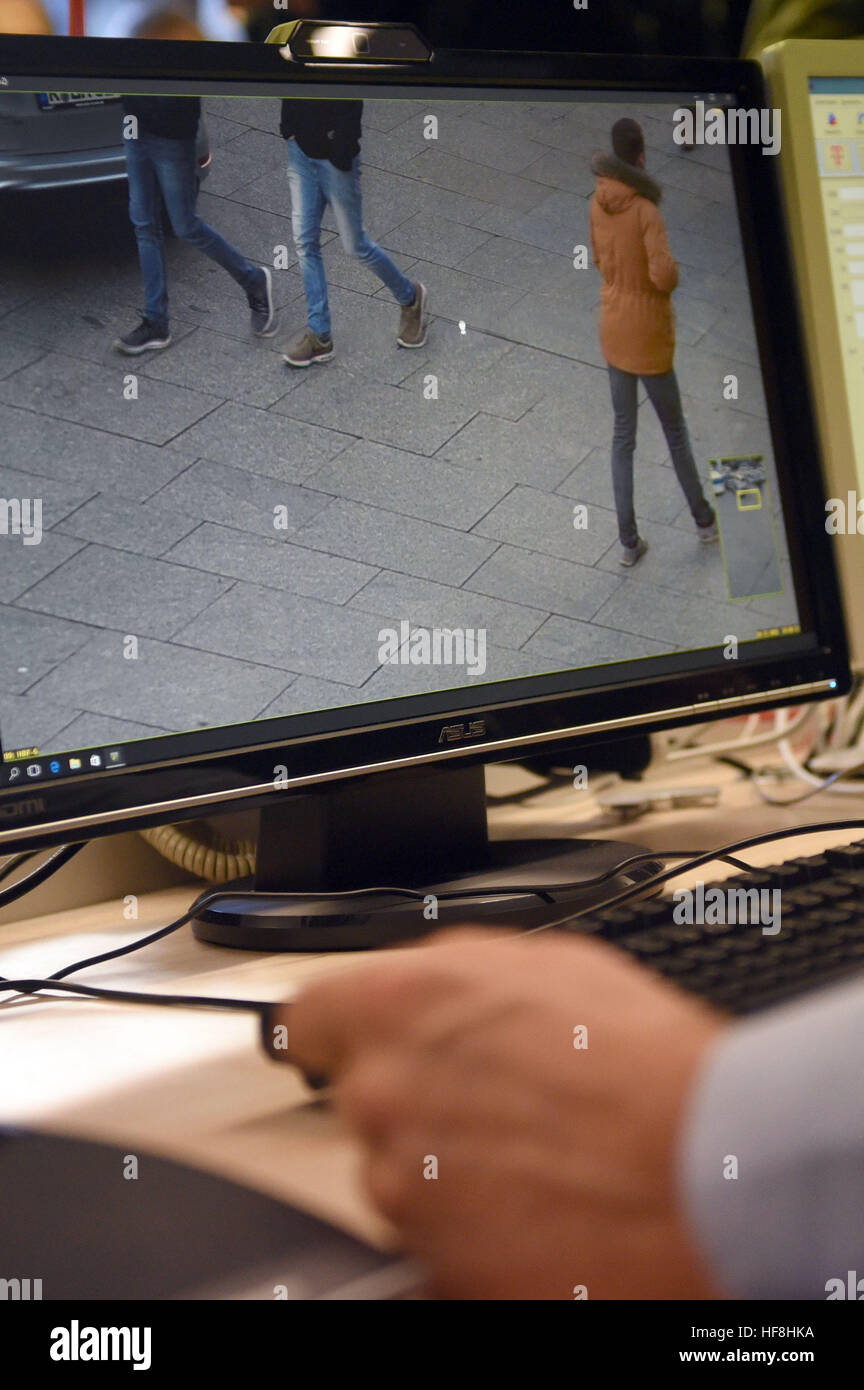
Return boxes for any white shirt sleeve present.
[678,975,864,1299]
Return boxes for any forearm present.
[679,975,864,1299]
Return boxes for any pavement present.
[0,93,794,755]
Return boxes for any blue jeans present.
[125,132,261,329]
[608,365,714,548]
[286,137,415,339]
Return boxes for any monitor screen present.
[0,50,841,810]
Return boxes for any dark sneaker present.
[619,537,648,567]
[396,282,428,348]
[283,329,335,367]
[114,318,171,355]
[697,519,719,544]
[249,265,277,338]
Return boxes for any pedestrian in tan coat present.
[589,117,717,565]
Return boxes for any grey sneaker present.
[619,537,648,567]
[397,282,428,348]
[114,318,171,355]
[283,329,335,368]
[249,265,277,338]
[697,519,719,544]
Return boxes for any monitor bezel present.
[0,35,850,849]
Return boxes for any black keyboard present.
[570,843,864,1015]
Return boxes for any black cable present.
[0,843,85,909]
[0,850,38,887]
[0,977,267,1014]
[527,817,864,934]
[3,818,864,1015]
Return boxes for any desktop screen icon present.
[68,757,82,771]
[7,765,21,782]
[89,754,102,769]
[48,760,61,774]
[26,763,42,778]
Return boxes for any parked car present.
[0,89,210,193]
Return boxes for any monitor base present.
[191,761,662,951]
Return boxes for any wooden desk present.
[2,761,864,1247]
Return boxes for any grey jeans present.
[608,365,714,548]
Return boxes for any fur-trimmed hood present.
[590,151,662,211]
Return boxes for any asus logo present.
[438,719,487,745]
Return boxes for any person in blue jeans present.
[115,95,275,355]
[278,98,428,367]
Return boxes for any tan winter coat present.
[589,153,679,376]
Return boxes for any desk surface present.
[3,759,864,1246]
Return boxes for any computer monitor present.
[0,26,850,947]
[761,39,864,672]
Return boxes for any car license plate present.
[37,92,118,110]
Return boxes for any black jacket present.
[123,96,201,141]
[280,99,362,172]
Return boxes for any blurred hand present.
[273,928,728,1299]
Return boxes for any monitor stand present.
[191,762,663,952]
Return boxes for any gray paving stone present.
[521,615,671,670]
[153,248,304,344]
[17,546,233,640]
[432,114,547,174]
[472,486,619,565]
[591,580,753,650]
[0,353,219,446]
[359,640,546,701]
[467,189,591,258]
[376,258,527,338]
[0,532,85,604]
[174,582,388,684]
[153,459,331,540]
[464,544,622,623]
[272,364,473,457]
[55,494,200,558]
[0,405,195,500]
[0,290,193,368]
[306,439,513,529]
[558,445,692,527]
[205,96,280,134]
[380,212,494,270]
[166,523,375,604]
[593,516,733,601]
[28,631,288,732]
[495,290,605,366]
[139,325,298,410]
[435,412,587,491]
[0,691,80,754]
[0,330,44,381]
[53,712,170,750]
[362,99,430,134]
[194,189,299,272]
[404,149,550,214]
[520,149,597,199]
[169,400,348,483]
[360,119,436,174]
[0,605,95,695]
[458,236,575,295]
[401,340,585,424]
[294,498,496,585]
[219,126,288,173]
[348,571,544,649]
[650,153,736,203]
[0,466,96,531]
[257,675,364,720]
[274,281,431,386]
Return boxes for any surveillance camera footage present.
[0,87,799,775]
